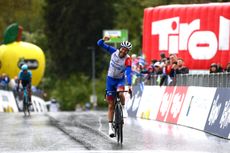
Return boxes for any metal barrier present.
[134,72,230,87]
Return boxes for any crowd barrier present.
[137,72,230,87]
[124,84,230,139]
[0,90,47,113]
[0,90,18,112]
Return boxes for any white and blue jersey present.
[97,39,132,96]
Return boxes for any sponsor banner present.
[0,90,18,112]
[178,87,216,130]
[136,86,166,120]
[142,3,230,70]
[156,86,175,122]
[165,86,188,123]
[204,88,230,139]
[125,83,144,117]
[32,96,48,112]
[156,86,188,123]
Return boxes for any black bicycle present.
[113,90,132,144]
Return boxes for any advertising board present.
[142,3,230,70]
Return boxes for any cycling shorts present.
[106,76,125,98]
[21,80,31,88]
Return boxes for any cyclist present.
[17,64,32,105]
[97,36,132,137]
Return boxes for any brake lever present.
[129,89,132,99]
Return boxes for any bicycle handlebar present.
[105,90,133,99]
[114,90,132,99]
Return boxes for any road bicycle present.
[112,90,132,144]
[22,86,30,117]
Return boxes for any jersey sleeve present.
[125,66,132,86]
[125,57,132,85]
[18,71,22,80]
[125,57,132,67]
[29,71,32,79]
[97,39,116,54]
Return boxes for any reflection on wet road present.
[49,111,229,152]
[0,113,86,152]
[0,111,229,153]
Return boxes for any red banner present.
[156,86,188,123]
[142,3,230,70]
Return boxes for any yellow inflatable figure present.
[0,23,45,86]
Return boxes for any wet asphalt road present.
[0,111,229,153]
[0,113,86,152]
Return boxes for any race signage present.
[142,3,230,70]
[204,88,230,138]
[103,30,128,43]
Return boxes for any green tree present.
[0,0,45,43]
[43,0,116,77]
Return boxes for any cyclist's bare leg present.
[107,96,115,137]
[117,86,125,106]
[118,92,125,106]
[107,97,114,122]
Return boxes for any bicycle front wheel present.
[23,96,27,116]
[117,124,123,144]
[115,103,123,143]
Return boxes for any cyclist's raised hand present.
[103,36,110,41]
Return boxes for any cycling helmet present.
[21,64,28,71]
[120,41,132,51]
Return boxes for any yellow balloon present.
[0,41,45,86]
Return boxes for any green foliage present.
[47,74,91,110]
[43,0,116,77]
[42,72,108,110]
[0,0,45,42]
[95,70,108,108]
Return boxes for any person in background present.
[216,63,223,73]
[49,98,59,112]
[225,62,230,72]
[160,54,178,86]
[159,58,170,86]
[9,76,19,96]
[154,62,163,75]
[131,54,138,71]
[176,58,189,74]
[209,63,218,73]
[0,73,10,90]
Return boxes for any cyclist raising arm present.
[97,36,132,137]
[17,64,32,105]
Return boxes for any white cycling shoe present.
[109,127,115,137]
